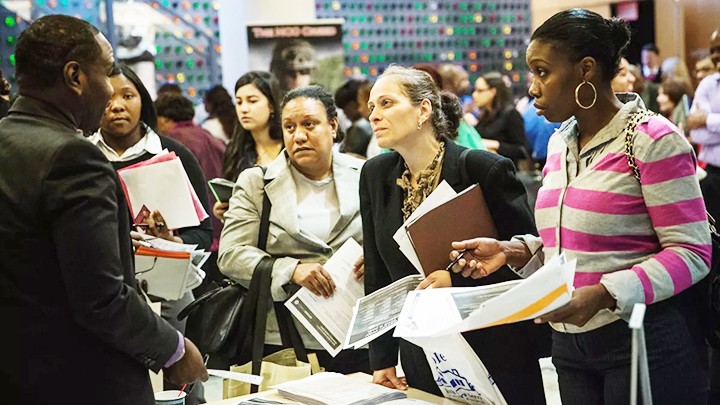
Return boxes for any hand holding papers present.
[395,254,576,338]
[285,239,365,357]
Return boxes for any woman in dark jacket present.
[361,65,546,404]
[473,72,531,165]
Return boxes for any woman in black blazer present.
[361,65,546,404]
[473,72,531,166]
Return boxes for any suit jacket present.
[475,106,530,164]
[0,96,179,404]
[218,150,364,349]
[360,141,547,399]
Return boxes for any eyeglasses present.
[474,87,492,93]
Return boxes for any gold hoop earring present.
[575,80,597,109]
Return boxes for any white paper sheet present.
[344,274,423,349]
[207,369,264,385]
[395,254,575,338]
[134,252,191,301]
[285,239,365,357]
[118,158,201,229]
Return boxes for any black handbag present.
[178,167,280,357]
[624,109,720,348]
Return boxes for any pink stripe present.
[637,118,677,141]
[563,187,647,215]
[631,266,655,303]
[636,153,696,185]
[647,198,707,227]
[654,250,693,295]
[573,272,603,288]
[542,153,561,177]
[538,227,556,248]
[591,153,633,174]
[667,243,713,269]
[536,188,562,210]
[560,227,660,252]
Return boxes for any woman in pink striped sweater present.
[450,9,710,405]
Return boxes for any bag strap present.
[623,110,719,235]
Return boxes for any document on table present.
[394,254,575,338]
[344,274,424,349]
[285,239,365,357]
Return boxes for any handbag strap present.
[623,109,719,235]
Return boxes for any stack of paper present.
[394,181,497,277]
[276,372,407,405]
[134,234,210,300]
[394,254,576,338]
[117,151,208,230]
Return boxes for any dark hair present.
[156,83,182,97]
[660,76,693,106]
[204,84,237,141]
[155,93,195,122]
[334,79,367,109]
[478,72,514,124]
[413,64,444,89]
[109,63,158,131]
[378,65,461,140]
[531,8,631,82]
[223,71,282,181]
[281,85,345,143]
[15,15,101,90]
[642,43,660,54]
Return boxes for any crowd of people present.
[2,8,720,405]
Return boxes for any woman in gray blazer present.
[218,85,369,373]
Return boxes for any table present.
[204,372,462,404]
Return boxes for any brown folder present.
[406,184,498,277]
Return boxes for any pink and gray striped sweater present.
[518,94,710,333]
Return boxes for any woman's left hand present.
[417,270,452,290]
[147,210,183,243]
[534,284,616,327]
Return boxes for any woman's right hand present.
[212,201,229,222]
[291,263,336,298]
[372,367,408,390]
[449,238,509,279]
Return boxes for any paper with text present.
[345,274,423,349]
[285,239,364,357]
[395,254,575,338]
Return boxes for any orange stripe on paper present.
[135,246,191,259]
[482,284,569,328]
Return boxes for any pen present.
[445,249,468,271]
[136,240,157,249]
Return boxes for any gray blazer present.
[218,150,364,348]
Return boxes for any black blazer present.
[475,106,530,164]
[360,141,546,401]
[0,96,179,404]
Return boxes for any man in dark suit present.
[0,15,208,404]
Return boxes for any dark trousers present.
[552,302,708,405]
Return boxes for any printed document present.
[395,254,575,338]
[285,239,365,357]
[344,274,423,349]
